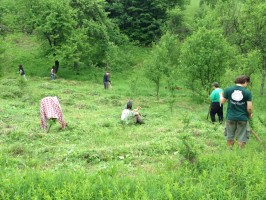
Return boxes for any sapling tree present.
[145,33,180,100]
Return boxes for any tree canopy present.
[105,0,188,45]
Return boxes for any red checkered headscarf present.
[40,96,66,129]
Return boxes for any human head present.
[234,75,250,85]
[18,64,22,69]
[126,101,133,109]
[211,82,219,88]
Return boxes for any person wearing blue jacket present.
[103,71,111,89]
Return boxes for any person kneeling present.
[121,101,144,124]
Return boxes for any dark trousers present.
[104,82,109,89]
[135,114,144,124]
[210,102,223,123]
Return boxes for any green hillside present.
[1,0,266,199]
[1,45,266,198]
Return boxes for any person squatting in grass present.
[121,100,144,124]
[209,82,223,124]
[18,64,27,80]
[103,71,111,89]
[220,75,253,148]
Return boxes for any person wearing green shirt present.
[209,82,223,124]
[220,75,253,148]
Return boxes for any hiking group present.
[210,75,253,148]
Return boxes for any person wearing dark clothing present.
[209,82,223,124]
[103,72,111,89]
[18,64,27,80]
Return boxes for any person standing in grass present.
[50,66,56,80]
[18,64,27,80]
[220,75,253,148]
[103,71,111,89]
[209,82,223,124]
[121,101,144,124]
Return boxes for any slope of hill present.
[0,31,266,199]
[0,69,265,198]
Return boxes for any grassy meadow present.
[1,16,266,200]
[0,66,266,199]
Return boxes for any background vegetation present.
[0,0,266,199]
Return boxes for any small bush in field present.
[178,133,203,164]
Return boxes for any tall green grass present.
[0,32,266,199]
[0,73,265,199]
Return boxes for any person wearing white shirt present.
[121,101,144,124]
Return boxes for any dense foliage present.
[105,0,188,45]
[180,28,233,94]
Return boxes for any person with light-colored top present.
[121,101,144,124]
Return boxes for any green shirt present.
[223,85,252,121]
[210,88,223,102]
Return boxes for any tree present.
[0,0,15,36]
[165,6,191,41]
[0,38,4,76]
[0,4,6,75]
[145,32,180,99]
[196,0,266,95]
[180,28,234,95]
[13,0,77,69]
[239,0,266,95]
[70,0,126,68]
[12,0,126,69]
[106,0,188,45]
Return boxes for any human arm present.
[247,101,253,118]
[133,106,141,112]
[220,92,227,104]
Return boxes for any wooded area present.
[0,0,265,96]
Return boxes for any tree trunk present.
[156,79,160,100]
[73,61,79,75]
[55,60,59,74]
[260,57,266,96]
